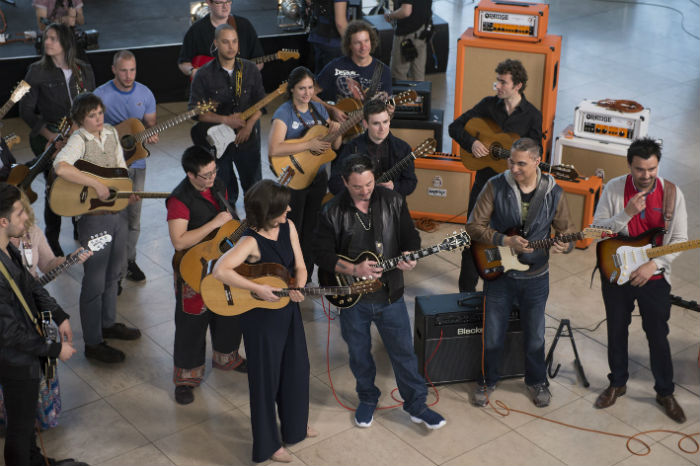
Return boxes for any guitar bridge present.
[612,254,621,268]
[484,248,502,262]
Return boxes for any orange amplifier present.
[474,0,549,43]
[555,176,602,249]
[453,28,561,161]
[406,153,476,224]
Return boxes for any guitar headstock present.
[390,90,418,107]
[413,138,437,158]
[276,81,288,95]
[196,99,218,114]
[439,230,471,251]
[3,133,20,149]
[549,164,579,182]
[278,166,295,187]
[87,232,113,252]
[349,278,382,294]
[277,49,300,61]
[10,80,31,103]
[57,117,73,138]
[582,226,616,239]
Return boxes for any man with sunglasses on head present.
[166,146,247,405]
[178,0,264,78]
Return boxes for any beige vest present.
[77,127,121,168]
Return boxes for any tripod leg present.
[563,320,590,387]
[545,321,565,379]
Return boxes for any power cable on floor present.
[592,0,699,40]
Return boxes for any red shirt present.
[624,175,664,280]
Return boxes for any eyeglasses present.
[196,168,218,180]
[210,0,232,5]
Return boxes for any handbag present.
[0,374,61,430]
[400,38,418,62]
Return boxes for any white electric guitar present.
[609,239,700,285]
[38,232,112,285]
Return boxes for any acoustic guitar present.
[201,261,381,316]
[333,96,364,139]
[318,231,471,308]
[459,117,520,172]
[48,160,170,216]
[179,167,295,292]
[471,226,615,281]
[6,118,73,203]
[191,49,300,78]
[376,137,436,184]
[596,228,700,285]
[192,82,288,158]
[270,90,418,190]
[116,100,217,166]
[38,232,112,285]
[0,80,31,120]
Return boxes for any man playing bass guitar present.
[466,137,574,409]
[591,138,687,423]
[449,59,542,293]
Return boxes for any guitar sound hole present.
[121,135,136,151]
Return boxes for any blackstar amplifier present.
[573,100,650,144]
[414,292,525,385]
[392,80,431,120]
[473,0,549,43]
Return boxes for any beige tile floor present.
[1,0,699,464]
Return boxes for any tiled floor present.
[1,0,699,465]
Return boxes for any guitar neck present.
[21,142,61,189]
[274,285,356,297]
[0,99,15,121]
[322,110,363,142]
[115,191,171,199]
[241,90,283,121]
[136,108,200,142]
[527,232,584,250]
[379,244,443,271]
[377,152,417,183]
[223,219,251,253]
[38,252,82,286]
[646,240,700,259]
[252,53,279,65]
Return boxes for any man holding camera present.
[384,0,431,81]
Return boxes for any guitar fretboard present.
[321,110,363,143]
[646,239,700,259]
[379,244,445,271]
[273,285,359,297]
[136,109,201,143]
[39,251,82,286]
[0,99,16,121]
[241,84,287,120]
[527,232,584,250]
[115,191,171,199]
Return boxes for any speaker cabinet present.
[553,125,630,183]
[391,109,444,151]
[452,28,561,160]
[414,292,525,385]
[406,153,474,224]
[555,175,602,249]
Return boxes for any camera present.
[35,21,99,55]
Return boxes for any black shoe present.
[55,459,90,466]
[117,280,123,296]
[102,322,141,340]
[84,342,125,363]
[175,385,194,405]
[126,261,146,282]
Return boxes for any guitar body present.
[202,262,292,316]
[317,251,380,308]
[6,165,38,203]
[334,97,363,138]
[115,118,149,166]
[179,219,243,293]
[596,228,663,284]
[269,125,337,190]
[470,228,529,281]
[48,160,132,216]
[460,117,519,172]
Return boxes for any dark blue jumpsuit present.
[240,221,310,462]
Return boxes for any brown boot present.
[656,394,686,423]
[594,385,626,409]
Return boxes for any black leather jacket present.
[314,186,420,302]
[0,245,66,379]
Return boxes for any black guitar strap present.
[214,185,239,221]
[521,174,549,237]
[365,60,384,102]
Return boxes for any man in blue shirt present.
[94,50,158,285]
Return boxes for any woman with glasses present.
[268,66,342,280]
[213,179,316,463]
[166,146,247,405]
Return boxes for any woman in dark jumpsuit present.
[212,179,316,463]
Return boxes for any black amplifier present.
[392,80,431,120]
[414,292,525,385]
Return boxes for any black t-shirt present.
[395,0,430,36]
[178,14,264,63]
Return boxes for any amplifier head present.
[573,99,650,144]
[474,0,549,43]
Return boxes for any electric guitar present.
[201,261,381,316]
[376,138,437,184]
[48,160,170,216]
[179,167,295,292]
[116,100,217,166]
[459,117,520,172]
[0,80,31,120]
[6,118,73,203]
[471,226,615,281]
[38,232,112,285]
[270,90,418,190]
[318,231,471,308]
[193,82,288,158]
[191,49,300,78]
[596,228,700,285]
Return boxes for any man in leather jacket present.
[313,154,446,430]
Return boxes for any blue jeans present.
[339,297,428,416]
[483,273,549,386]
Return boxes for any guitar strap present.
[214,187,239,221]
[365,60,384,102]
[0,258,44,337]
[662,179,676,232]
[520,174,549,237]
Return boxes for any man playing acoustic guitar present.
[592,138,687,423]
[466,137,574,409]
[449,59,542,293]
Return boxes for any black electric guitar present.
[38,232,112,286]
[318,231,471,308]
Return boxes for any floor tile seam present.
[510,428,571,466]
[370,415,442,466]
